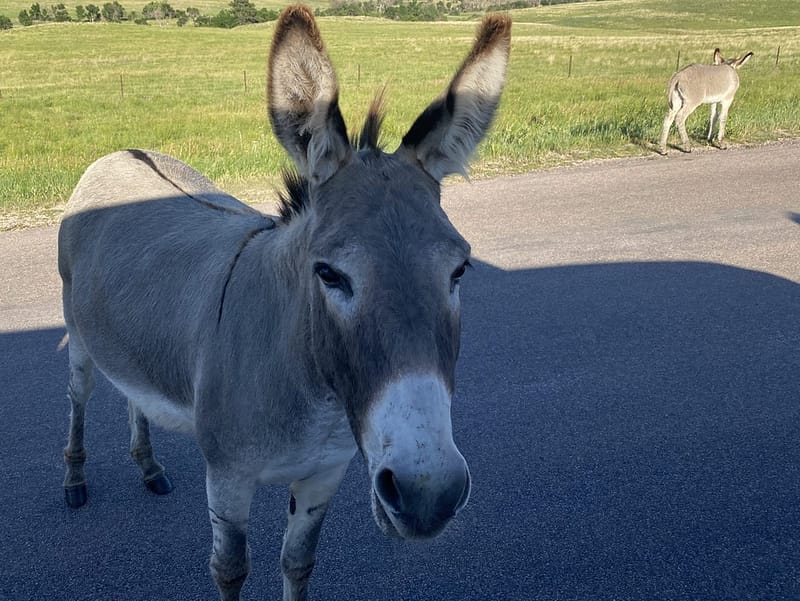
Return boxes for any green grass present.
[2,0,800,227]
[512,0,800,31]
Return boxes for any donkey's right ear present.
[713,48,723,65]
[268,5,352,187]
[396,14,511,183]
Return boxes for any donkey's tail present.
[666,77,684,110]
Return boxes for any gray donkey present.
[58,4,511,600]
[659,48,753,154]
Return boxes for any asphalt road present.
[1,141,799,601]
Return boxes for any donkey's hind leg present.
[674,102,697,153]
[707,102,719,143]
[128,400,173,495]
[658,105,678,154]
[64,335,95,508]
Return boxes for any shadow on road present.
[1,259,798,600]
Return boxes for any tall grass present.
[1,0,799,227]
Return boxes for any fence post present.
[568,54,572,78]
[676,50,681,71]
[243,70,247,93]
[775,46,781,66]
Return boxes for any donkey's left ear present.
[268,5,352,187]
[734,52,753,68]
[396,14,511,182]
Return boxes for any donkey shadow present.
[446,258,798,600]
[327,258,800,600]
[0,257,798,600]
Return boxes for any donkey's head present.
[268,5,510,539]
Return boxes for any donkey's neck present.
[211,212,329,395]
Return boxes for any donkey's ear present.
[268,5,352,187]
[734,52,753,68]
[713,48,723,65]
[396,14,511,182]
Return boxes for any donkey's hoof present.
[145,472,173,495]
[65,483,88,508]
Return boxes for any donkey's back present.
[63,149,254,215]
[59,149,274,432]
[669,63,740,105]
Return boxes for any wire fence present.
[0,45,792,102]
[0,70,269,101]
[0,44,798,105]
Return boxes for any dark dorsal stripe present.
[125,149,253,217]
[217,225,273,326]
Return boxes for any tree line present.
[5,0,278,28]
[0,0,588,29]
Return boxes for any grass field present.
[511,0,800,31]
[2,0,799,228]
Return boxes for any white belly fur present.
[109,376,195,434]
[110,376,356,484]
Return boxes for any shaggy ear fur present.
[396,14,511,182]
[268,5,352,187]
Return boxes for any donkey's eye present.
[450,260,471,292]
[314,263,351,294]
[451,260,471,281]
[314,263,342,286]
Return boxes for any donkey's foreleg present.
[127,401,172,495]
[281,462,350,601]
[207,471,257,601]
[64,338,95,508]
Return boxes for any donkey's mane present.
[277,93,386,224]
[354,91,386,152]
[277,169,310,223]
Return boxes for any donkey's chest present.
[255,407,357,485]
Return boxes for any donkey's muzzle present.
[373,460,471,539]
[363,373,471,538]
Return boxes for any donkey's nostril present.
[375,468,402,511]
